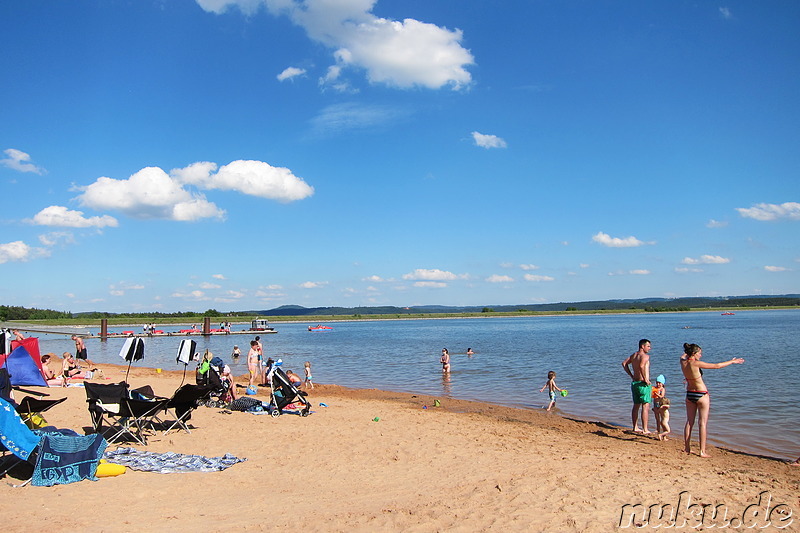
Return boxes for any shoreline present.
[2,362,797,531]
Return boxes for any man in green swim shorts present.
[621,339,652,434]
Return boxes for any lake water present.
[31,310,800,460]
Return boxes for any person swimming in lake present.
[680,342,744,457]
[440,348,450,373]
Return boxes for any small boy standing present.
[539,371,563,412]
[657,398,671,441]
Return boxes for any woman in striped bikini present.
[680,343,744,457]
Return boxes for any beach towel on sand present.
[32,429,107,487]
[104,447,245,473]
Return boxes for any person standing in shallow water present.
[440,348,450,373]
[621,339,652,434]
[680,342,744,458]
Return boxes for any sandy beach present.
[1,361,798,532]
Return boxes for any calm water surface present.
[33,310,800,460]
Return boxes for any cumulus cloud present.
[38,231,75,247]
[1,148,46,174]
[299,281,327,289]
[764,265,789,272]
[681,255,730,265]
[736,202,800,221]
[592,231,653,248]
[277,66,307,81]
[171,290,208,300]
[486,274,514,283]
[523,274,555,282]
[519,264,539,271]
[212,274,226,280]
[402,268,465,281]
[719,7,733,19]
[0,241,35,263]
[77,167,224,221]
[172,160,314,203]
[197,0,474,90]
[75,159,313,222]
[199,282,222,289]
[675,267,703,273]
[29,205,118,228]
[629,269,651,275]
[471,132,507,149]
[706,219,728,228]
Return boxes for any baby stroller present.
[267,362,311,417]
[196,357,233,408]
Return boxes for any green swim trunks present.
[631,381,652,404]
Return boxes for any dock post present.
[100,318,108,341]
[203,317,211,336]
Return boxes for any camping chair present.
[1,397,107,487]
[158,384,212,435]
[85,382,167,445]
[15,396,67,429]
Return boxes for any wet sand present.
[1,362,797,531]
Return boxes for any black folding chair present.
[158,384,212,435]
[15,396,67,429]
[85,382,168,445]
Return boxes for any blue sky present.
[1,1,798,313]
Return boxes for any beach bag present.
[245,385,258,395]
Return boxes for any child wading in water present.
[303,361,314,389]
[539,371,563,411]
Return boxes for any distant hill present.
[253,294,800,316]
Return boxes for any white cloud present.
[299,281,327,289]
[706,219,728,228]
[682,255,730,265]
[629,269,651,275]
[212,274,226,280]
[486,274,514,283]
[471,131,507,149]
[403,268,465,281]
[171,290,208,300]
[675,267,703,273]
[592,231,653,248]
[0,241,33,263]
[172,160,314,203]
[764,265,789,272]
[1,148,45,174]
[523,274,555,282]
[277,66,307,81]
[519,264,539,271]
[736,202,800,221]
[29,205,118,228]
[197,0,474,90]
[199,282,222,289]
[78,166,225,221]
[363,275,385,282]
[38,231,75,247]
[719,7,733,19]
[413,281,446,288]
[579,263,590,269]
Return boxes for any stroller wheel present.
[206,400,218,408]
[270,409,281,418]
[300,410,309,417]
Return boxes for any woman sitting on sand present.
[680,343,744,457]
[40,354,63,386]
[61,353,85,380]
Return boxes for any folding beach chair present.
[15,396,67,429]
[87,381,171,445]
[158,384,212,435]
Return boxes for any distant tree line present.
[0,305,72,321]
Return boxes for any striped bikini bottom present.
[686,390,709,403]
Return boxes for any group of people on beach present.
[622,338,744,457]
